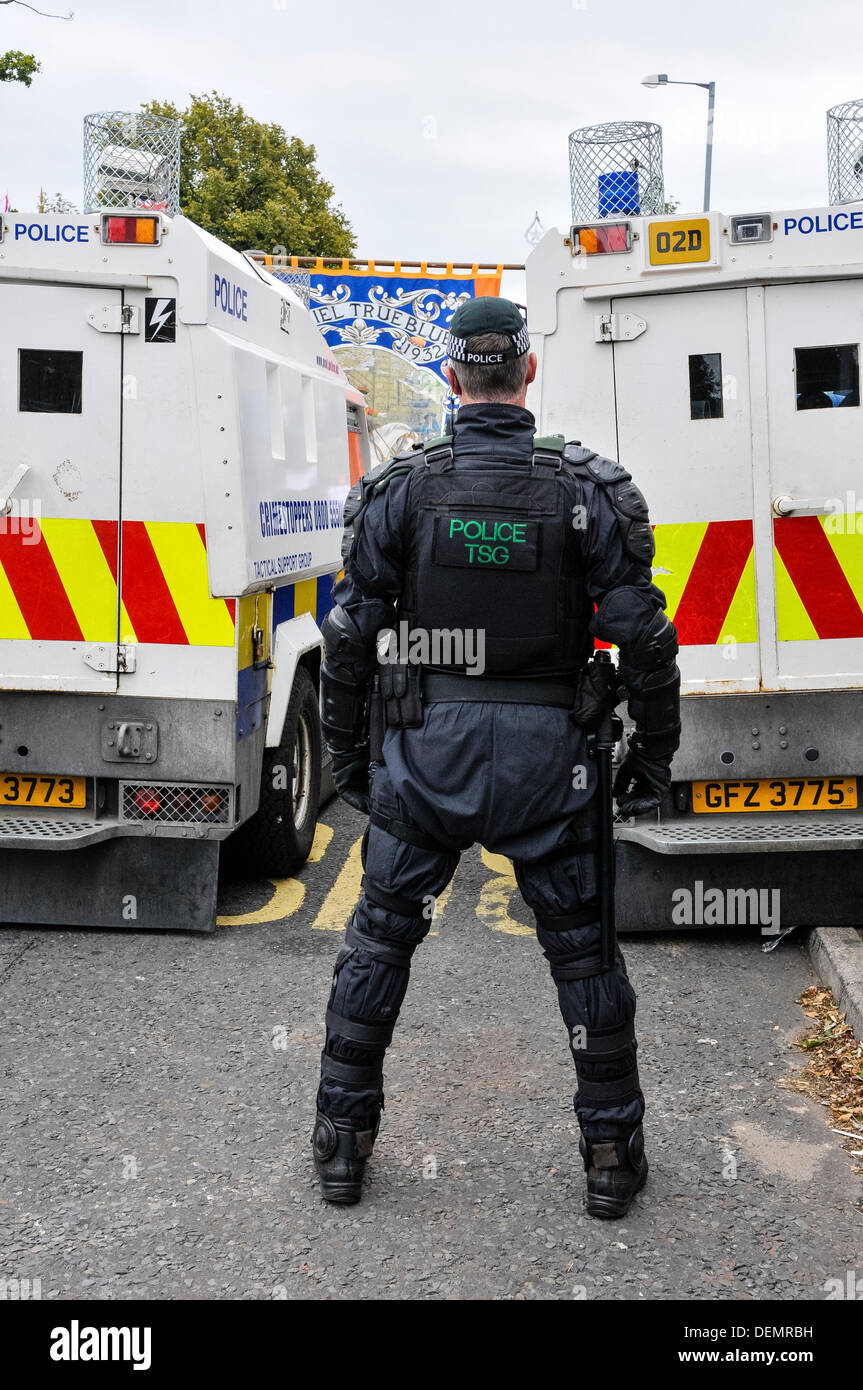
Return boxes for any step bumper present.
[0,815,121,851]
[616,814,863,855]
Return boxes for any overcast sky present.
[3,0,863,268]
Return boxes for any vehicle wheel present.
[230,665,322,877]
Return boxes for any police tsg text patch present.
[433,515,540,569]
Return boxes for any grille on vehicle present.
[120,783,231,824]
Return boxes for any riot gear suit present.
[312,401,680,1214]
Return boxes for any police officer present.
[312,298,680,1218]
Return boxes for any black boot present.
[579,1125,648,1219]
[311,1111,379,1205]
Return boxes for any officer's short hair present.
[450,333,530,400]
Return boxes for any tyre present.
[229,665,322,877]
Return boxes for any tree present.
[38,189,77,212]
[0,50,40,85]
[0,1,73,88]
[141,92,355,256]
[662,195,680,214]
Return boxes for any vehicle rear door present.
[0,283,123,692]
[609,286,760,692]
[763,279,863,690]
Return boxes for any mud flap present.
[0,838,220,933]
[614,839,863,931]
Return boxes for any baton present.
[368,672,384,765]
[586,652,624,972]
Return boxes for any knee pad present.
[535,908,610,982]
[362,877,434,926]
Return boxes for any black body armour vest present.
[397,440,593,679]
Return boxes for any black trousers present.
[317,700,644,1143]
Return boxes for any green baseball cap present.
[446,296,530,364]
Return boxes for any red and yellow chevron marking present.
[652,520,757,645]
[5,512,860,651]
[653,515,863,645]
[0,520,236,646]
[774,514,863,641]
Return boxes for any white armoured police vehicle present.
[528,200,863,933]
[0,204,368,931]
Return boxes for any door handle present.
[0,464,29,515]
[772,495,835,518]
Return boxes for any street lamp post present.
[642,74,716,212]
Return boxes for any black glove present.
[331,747,371,815]
[571,658,620,730]
[613,732,673,817]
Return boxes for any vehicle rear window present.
[689,352,724,419]
[19,349,83,414]
[795,343,859,410]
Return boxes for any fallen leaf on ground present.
[778,986,863,1169]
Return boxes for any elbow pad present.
[321,604,375,682]
[320,605,374,752]
[320,665,369,754]
[618,608,679,675]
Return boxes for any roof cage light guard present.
[827,98,863,204]
[568,120,665,224]
[83,110,181,217]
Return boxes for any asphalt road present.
[2,794,861,1301]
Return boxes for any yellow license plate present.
[693,777,857,813]
[0,774,86,809]
[648,217,711,265]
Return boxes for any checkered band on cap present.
[446,321,531,363]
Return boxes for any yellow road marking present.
[308,821,334,863]
[217,876,305,926]
[312,834,364,931]
[477,847,533,936]
[217,821,334,926]
[428,867,457,936]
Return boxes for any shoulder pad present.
[340,456,417,566]
[367,455,421,495]
[422,432,453,453]
[532,433,565,454]
[563,443,631,484]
